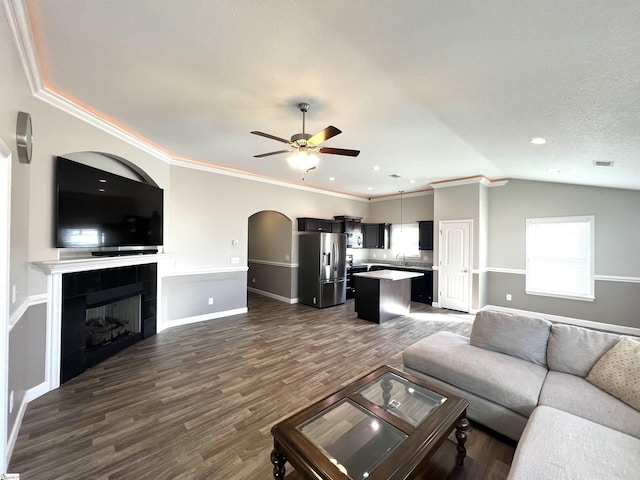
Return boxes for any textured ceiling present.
[21,0,640,197]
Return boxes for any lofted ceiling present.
[17,0,640,197]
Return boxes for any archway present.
[247,211,296,303]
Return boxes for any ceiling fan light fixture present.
[287,150,319,170]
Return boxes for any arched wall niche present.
[60,151,159,186]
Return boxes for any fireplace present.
[86,293,141,348]
[61,264,157,383]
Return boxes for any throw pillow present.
[587,337,640,411]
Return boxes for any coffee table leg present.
[455,417,470,466]
[270,443,287,480]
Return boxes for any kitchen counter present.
[353,269,424,323]
[353,270,424,281]
[354,263,433,271]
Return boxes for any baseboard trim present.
[247,287,297,304]
[159,308,248,331]
[6,381,48,468]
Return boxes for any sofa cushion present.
[507,406,640,480]
[402,331,547,417]
[470,310,551,367]
[539,371,640,439]
[587,337,640,411]
[547,323,621,377]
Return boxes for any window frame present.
[525,215,595,302]
[389,223,420,259]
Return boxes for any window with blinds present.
[525,216,595,301]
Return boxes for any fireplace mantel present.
[32,253,171,275]
[32,253,171,392]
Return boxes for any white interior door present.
[439,220,471,312]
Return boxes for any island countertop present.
[353,269,423,281]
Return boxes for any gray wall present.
[162,272,247,322]
[433,183,483,309]
[7,304,46,434]
[487,180,640,328]
[163,165,368,319]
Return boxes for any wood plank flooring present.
[10,294,514,479]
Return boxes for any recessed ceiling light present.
[367,187,373,191]
[329,177,335,181]
[409,179,416,184]
[546,168,560,174]
[530,137,546,145]
[372,166,381,171]
[594,160,614,167]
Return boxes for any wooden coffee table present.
[270,365,469,479]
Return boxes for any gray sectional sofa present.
[402,308,640,479]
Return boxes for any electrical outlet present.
[12,284,17,304]
[208,297,214,305]
[506,294,512,301]
[9,390,14,414]
[231,239,239,246]
[252,277,256,283]
[285,254,290,261]
[230,257,240,264]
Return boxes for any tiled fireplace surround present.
[33,254,165,390]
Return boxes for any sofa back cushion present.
[547,323,621,377]
[470,310,551,367]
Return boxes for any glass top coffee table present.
[270,365,469,479]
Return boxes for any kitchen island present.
[353,269,424,323]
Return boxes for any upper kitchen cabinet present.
[334,215,363,248]
[363,223,390,249]
[297,217,335,232]
[418,221,434,250]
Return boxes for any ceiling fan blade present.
[319,147,360,157]
[254,150,291,158]
[308,126,342,146]
[250,131,292,145]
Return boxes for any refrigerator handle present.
[332,242,338,274]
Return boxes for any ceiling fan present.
[251,103,360,170]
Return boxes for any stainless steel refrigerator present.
[298,232,347,308]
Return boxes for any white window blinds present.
[525,216,595,301]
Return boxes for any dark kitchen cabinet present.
[346,265,368,298]
[334,216,363,248]
[410,270,433,304]
[297,217,335,232]
[418,220,434,250]
[363,223,390,249]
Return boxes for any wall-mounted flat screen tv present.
[55,156,164,248]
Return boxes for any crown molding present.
[431,175,509,189]
[168,156,370,201]
[368,189,434,202]
[5,0,42,93]
[35,89,176,164]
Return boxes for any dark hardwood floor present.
[10,294,514,479]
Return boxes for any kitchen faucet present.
[396,252,406,266]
